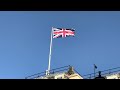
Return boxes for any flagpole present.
[94,64,97,78]
[47,27,53,75]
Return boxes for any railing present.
[82,66,120,79]
[25,65,71,79]
[26,65,120,79]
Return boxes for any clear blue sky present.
[0,11,120,79]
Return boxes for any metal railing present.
[25,65,120,79]
[82,66,120,79]
[25,65,71,79]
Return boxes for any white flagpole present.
[47,27,53,75]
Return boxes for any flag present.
[52,27,75,38]
[94,64,97,69]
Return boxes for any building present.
[26,65,83,79]
[26,65,120,79]
[105,73,120,79]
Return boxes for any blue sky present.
[0,11,120,79]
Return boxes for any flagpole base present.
[46,70,50,75]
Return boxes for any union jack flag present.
[52,27,75,38]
